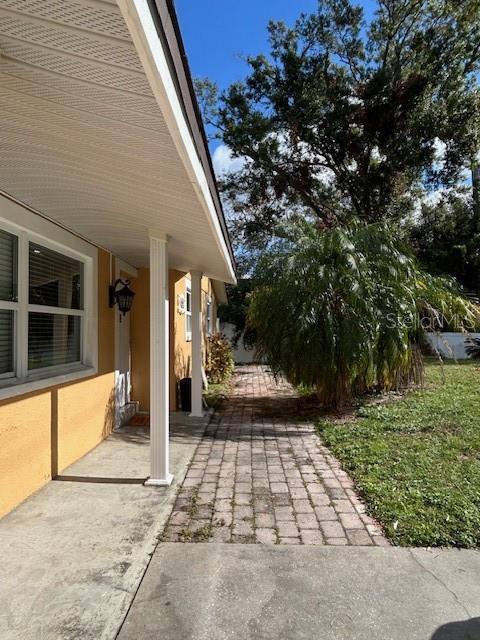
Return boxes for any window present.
[0,229,17,378]
[206,296,213,336]
[0,222,90,387]
[185,280,192,341]
[28,242,84,371]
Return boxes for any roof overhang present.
[0,0,236,284]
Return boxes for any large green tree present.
[199,0,480,244]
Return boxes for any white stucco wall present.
[426,332,480,359]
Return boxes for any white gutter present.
[117,0,236,284]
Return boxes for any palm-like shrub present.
[248,222,480,408]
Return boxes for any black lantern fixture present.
[109,278,135,318]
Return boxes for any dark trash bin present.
[179,377,192,412]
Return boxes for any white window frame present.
[185,279,192,342]
[0,197,98,401]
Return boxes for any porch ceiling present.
[0,0,235,283]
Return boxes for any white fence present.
[220,322,260,364]
[426,332,480,359]
[221,325,478,362]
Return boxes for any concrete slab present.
[0,414,207,640]
[118,544,480,640]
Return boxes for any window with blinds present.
[28,242,84,371]
[0,229,17,377]
[29,243,83,309]
[0,229,17,303]
[0,310,13,376]
[28,313,81,370]
[0,224,88,384]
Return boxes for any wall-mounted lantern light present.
[109,278,135,317]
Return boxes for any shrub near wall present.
[206,333,234,384]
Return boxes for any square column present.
[190,270,204,417]
[145,234,173,486]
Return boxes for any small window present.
[185,280,192,341]
[206,297,213,336]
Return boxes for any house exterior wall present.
[0,198,219,518]
[169,270,188,409]
[171,273,217,410]
[0,244,115,519]
[55,249,116,471]
[130,269,218,412]
[0,391,52,520]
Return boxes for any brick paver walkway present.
[163,365,388,546]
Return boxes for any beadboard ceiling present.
[0,0,235,283]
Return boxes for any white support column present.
[190,270,204,417]
[145,234,173,486]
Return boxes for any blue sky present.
[174,0,376,169]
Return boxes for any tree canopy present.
[198,0,480,247]
[407,194,480,295]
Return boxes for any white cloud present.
[212,144,246,178]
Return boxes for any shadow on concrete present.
[51,414,208,484]
[431,618,480,639]
[54,475,146,484]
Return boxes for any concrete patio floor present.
[118,544,480,640]
[0,413,207,640]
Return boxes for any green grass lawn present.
[317,361,480,548]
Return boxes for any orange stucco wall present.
[0,248,116,519]
[0,391,52,519]
[171,272,217,410]
[55,250,116,471]
[129,269,218,412]
[171,270,191,409]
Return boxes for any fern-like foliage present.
[465,337,480,359]
[248,221,480,408]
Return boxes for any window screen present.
[28,313,81,370]
[0,310,14,375]
[29,242,83,309]
[0,229,17,302]
[28,242,84,371]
